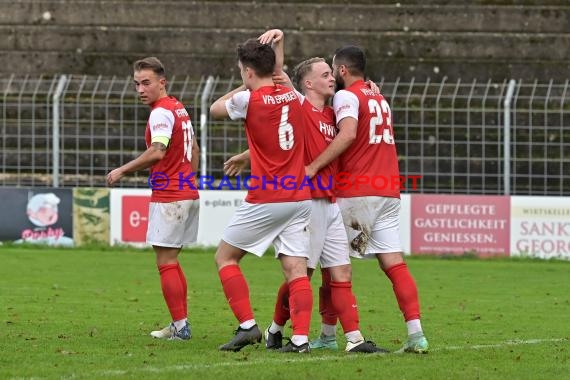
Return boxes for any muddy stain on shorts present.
[350,220,370,256]
[163,202,186,223]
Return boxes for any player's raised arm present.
[258,29,284,73]
[258,29,294,89]
[210,84,247,120]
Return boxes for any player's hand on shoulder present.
[272,72,288,85]
[366,79,381,95]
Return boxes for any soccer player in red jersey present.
[305,46,429,353]
[210,38,313,353]
[226,30,388,354]
[106,57,200,340]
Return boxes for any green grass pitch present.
[1,245,568,379]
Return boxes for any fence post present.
[503,79,516,195]
[52,75,68,188]
[200,76,215,177]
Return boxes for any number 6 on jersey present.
[278,105,295,150]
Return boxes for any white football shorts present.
[222,200,311,258]
[146,199,200,248]
[308,199,351,269]
[337,196,402,258]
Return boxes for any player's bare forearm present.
[306,121,356,178]
[260,29,294,89]
[126,143,166,172]
[210,84,246,120]
[106,143,166,186]
[235,149,250,161]
[259,29,284,73]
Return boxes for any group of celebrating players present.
[107,28,429,355]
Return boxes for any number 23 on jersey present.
[368,98,395,145]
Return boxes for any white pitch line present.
[433,338,568,351]
[97,354,363,377]
[95,337,568,378]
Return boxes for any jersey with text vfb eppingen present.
[226,85,311,203]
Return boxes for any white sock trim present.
[406,319,423,335]
[291,335,308,346]
[173,319,187,331]
[240,319,256,330]
[345,330,364,343]
[269,321,284,334]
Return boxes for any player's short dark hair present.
[293,57,326,92]
[333,46,366,76]
[133,57,166,78]
[237,39,276,78]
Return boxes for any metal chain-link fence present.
[1,74,569,195]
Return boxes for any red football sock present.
[383,262,421,321]
[218,264,254,323]
[319,267,337,325]
[158,263,186,321]
[330,281,359,333]
[288,276,313,336]
[176,262,188,316]
[273,281,290,326]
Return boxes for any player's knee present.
[280,255,308,282]
[377,252,404,271]
[329,264,352,282]
[215,241,245,269]
[214,251,238,269]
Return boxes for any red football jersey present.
[226,85,311,203]
[333,80,400,198]
[300,96,337,202]
[145,96,199,202]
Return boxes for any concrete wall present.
[1,0,569,80]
